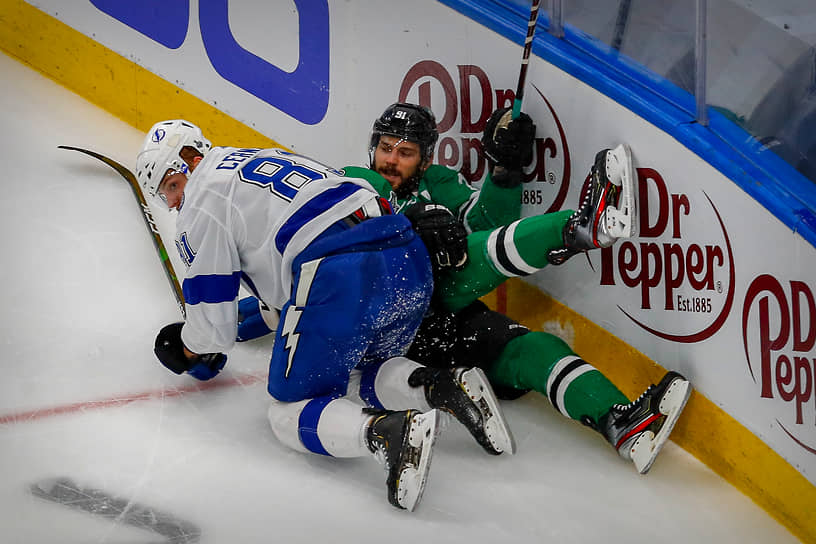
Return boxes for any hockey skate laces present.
[612,383,656,412]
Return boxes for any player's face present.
[157,169,188,210]
[373,135,425,191]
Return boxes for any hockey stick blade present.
[58,146,186,318]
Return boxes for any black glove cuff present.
[490,166,525,188]
[404,203,469,273]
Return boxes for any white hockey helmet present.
[135,119,212,199]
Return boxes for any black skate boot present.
[409,367,516,455]
[366,408,441,511]
[547,144,637,265]
[595,371,691,474]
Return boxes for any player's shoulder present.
[422,164,460,185]
[340,165,393,198]
[180,151,238,217]
[341,165,382,183]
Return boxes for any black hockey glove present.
[404,203,468,273]
[154,322,227,381]
[482,107,536,188]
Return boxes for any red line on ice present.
[0,371,266,425]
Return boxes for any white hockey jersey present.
[175,147,381,354]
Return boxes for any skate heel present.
[367,408,442,511]
[398,410,441,511]
[604,144,629,187]
[603,144,637,238]
[411,366,516,456]
[600,371,692,474]
[659,376,692,417]
[630,376,691,474]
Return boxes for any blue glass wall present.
[439,0,816,248]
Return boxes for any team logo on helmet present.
[151,128,166,144]
[371,102,438,163]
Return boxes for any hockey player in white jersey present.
[135,120,515,511]
[236,104,691,475]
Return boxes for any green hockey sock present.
[487,332,629,424]
[508,210,573,269]
[435,210,572,312]
[553,361,631,424]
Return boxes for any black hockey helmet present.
[369,102,439,165]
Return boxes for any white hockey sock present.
[314,398,372,457]
[267,397,371,458]
[372,356,432,411]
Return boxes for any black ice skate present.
[366,408,441,511]
[547,144,637,265]
[598,371,691,474]
[409,366,516,455]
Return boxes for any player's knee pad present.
[268,397,370,458]
[267,398,310,454]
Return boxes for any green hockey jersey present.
[341,165,521,233]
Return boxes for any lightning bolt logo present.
[281,305,303,378]
[280,258,323,379]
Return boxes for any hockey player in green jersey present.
[344,103,691,475]
[238,102,691,474]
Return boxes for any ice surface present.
[0,51,799,543]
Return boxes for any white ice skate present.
[457,367,517,455]
[602,144,637,239]
[600,371,691,474]
[409,366,516,455]
[547,144,638,265]
[367,408,442,511]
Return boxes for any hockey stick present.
[58,146,186,318]
[511,0,542,119]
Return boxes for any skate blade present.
[631,378,692,474]
[397,409,441,511]
[460,368,517,455]
[604,144,637,239]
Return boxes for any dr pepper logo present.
[597,168,735,342]
[743,275,816,454]
[398,60,570,213]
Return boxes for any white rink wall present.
[4,0,815,539]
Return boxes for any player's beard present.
[377,163,422,198]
